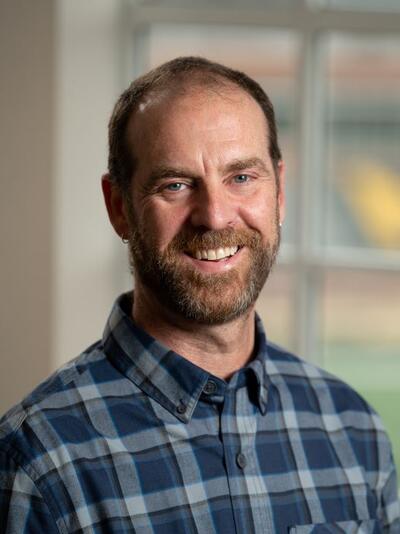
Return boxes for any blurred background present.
[1,0,399,475]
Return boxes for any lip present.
[182,247,245,274]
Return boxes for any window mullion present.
[293,30,327,363]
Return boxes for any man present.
[0,57,398,533]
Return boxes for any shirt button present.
[203,380,217,395]
[236,452,247,469]
[176,402,186,414]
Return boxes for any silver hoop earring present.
[121,236,129,244]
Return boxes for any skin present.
[102,84,285,379]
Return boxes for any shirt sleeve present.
[0,450,60,534]
[380,455,400,533]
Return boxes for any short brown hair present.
[108,56,282,192]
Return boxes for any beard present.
[127,218,280,325]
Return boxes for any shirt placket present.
[220,381,274,534]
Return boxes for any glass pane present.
[323,269,400,475]
[257,265,295,352]
[147,24,300,245]
[325,34,400,251]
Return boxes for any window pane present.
[147,24,299,245]
[257,266,295,352]
[323,269,400,475]
[325,34,400,251]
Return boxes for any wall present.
[0,0,127,413]
[0,0,54,412]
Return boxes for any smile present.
[190,246,239,261]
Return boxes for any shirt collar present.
[102,292,270,422]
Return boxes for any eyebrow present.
[149,166,200,184]
[223,157,271,176]
[140,166,201,193]
[143,157,272,191]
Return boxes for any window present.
[126,2,400,475]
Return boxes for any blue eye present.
[234,174,249,183]
[166,182,184,191]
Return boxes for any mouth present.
[187,246,240,262]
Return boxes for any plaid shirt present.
[1,293,399,533]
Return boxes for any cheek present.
[138,201,188,250]
[241,194,279,234]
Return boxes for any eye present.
[233,174,250,184]
[165,182,186,192]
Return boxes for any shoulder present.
[264,341,386,433]
[264,343,400,530]
[0,340,133,470]
[264,342,399,504]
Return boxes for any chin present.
[161,276,262,325]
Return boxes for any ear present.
[276,160,286,226]
[101,173,130,239]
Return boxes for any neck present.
[132,285,256,380]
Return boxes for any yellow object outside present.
[344,162,400,248]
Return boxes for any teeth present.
[193,246,239,261]
[216,247,225,260]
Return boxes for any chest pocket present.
[289,519,381,533]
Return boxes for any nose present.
[189,182,237,230]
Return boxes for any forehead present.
[132,82,267,130]
[126,84,269,167]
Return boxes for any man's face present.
[125,85,285,324]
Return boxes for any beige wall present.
[0,0,54,412]
[0,0,128,413]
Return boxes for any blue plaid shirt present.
[1,293,399,533]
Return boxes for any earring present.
[121,235,129,244]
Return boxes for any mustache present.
[167,228,262,253]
